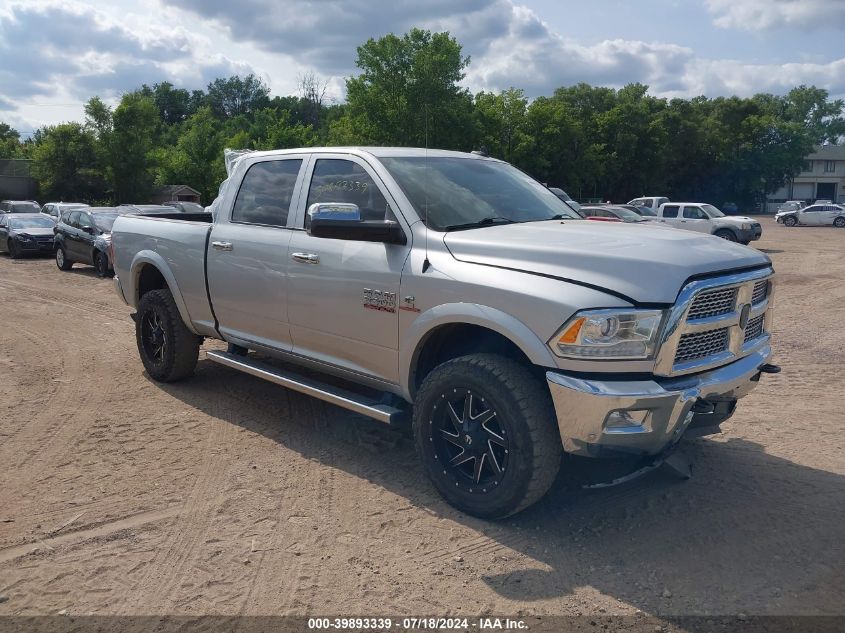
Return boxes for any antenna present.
[423,103,431,273]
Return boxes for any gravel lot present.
[0,217,842,621]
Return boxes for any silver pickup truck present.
[112,147,778,518]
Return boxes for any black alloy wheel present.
[141,310,168,367]
[431,389,509,492]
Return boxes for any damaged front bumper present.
[547,346,773,458]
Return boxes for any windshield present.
[380,157,582,230]
[10,216,55,229]
[702,204,725,218]
[11,202,40,213]
[93,213,120,231]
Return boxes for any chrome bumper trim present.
[547,345,772,457]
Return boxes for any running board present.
[205,350,404,425]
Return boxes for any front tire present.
[714,229,737,242]
[834,217,845,228]
[136,289,201,382]
[94,251,111,278]
[8,240,19,259]
[56,246,73,270]
[783,216,797,227]
[413,354,561,519]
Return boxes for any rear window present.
[11,202,40,213]
[93,213,119,231]
[232,159,303,226]
[662,205,680,218]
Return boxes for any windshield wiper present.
[443,216,516,231]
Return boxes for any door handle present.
[212,241,233,251]
[291,252,320,264]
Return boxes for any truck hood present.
[718,216,756,224]
[443,220,770,304]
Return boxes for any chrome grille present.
[744,314,765,342]
[656,268,774,376]
[687,287,737,320]
[674,328,730,364]
[751,280,768,305]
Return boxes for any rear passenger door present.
[206,155,307,351]
[659,204,682,228]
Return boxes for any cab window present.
[662,205,680,218]
[231,159,303,227]
[77,212,93,230]
[683,206,707,220]
[67,211,81,228]
[305,159,394,224]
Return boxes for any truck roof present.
[239,147,502,161]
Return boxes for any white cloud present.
[706,0,845,31]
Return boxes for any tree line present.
[2,28,844,208]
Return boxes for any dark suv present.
[54,207,128,277]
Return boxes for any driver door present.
[286,155,411,384]
[799,205,821,225]
[681,205,711,233]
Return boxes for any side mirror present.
[82,226,94,234]
[307,203,406,245]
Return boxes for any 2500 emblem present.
[363,288,396,312]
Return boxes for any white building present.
[768,145,845,211]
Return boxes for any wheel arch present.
[129,252,199,335]
[402,304,557,399]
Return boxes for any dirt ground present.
[0,217,843,622]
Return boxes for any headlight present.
[550,309,664,359]
[16,233,32,242]
[741,223,751,230]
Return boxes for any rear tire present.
[56,246,73,270]
[413,354,561,519]
[783,216,797,227]
[94,251,110,278]
[136,288,201,382]
[834,217,845,228]
[714,229,737,242]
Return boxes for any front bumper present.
[15,238,55,253]
[737,223,762,241]
[546,345,772,457]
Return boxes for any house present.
[152,184,201,205]
[767,145,845,211]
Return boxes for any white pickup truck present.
[654,202,762,244]
[111,147,778,518]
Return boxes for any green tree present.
[207,74,270,118]
[0,122,22,158]
[31,123,106,201]
[155,107,226,203]
[344,28,474,148]
[111,93,159,203]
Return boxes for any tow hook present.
[758,363,781,374]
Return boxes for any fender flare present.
[400,302,558,398]
[129,250,200,335]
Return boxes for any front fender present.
[129,250,199,335]
[400,302,558,399]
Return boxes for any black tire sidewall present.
[413,356,556,518]
[8,240,17,258]
[56,246,72,270]
[834,217,845,228]
[784,216,797,227]
[136,290,181,381]
[95,252,108,277]
[715,229,737,242]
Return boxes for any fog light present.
[604,409,649,431]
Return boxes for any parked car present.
[628,196,670,212]
[0,200,41,214]
[580,205,651,223]
[41,201,89,222]
[111,147,777,519]
[54,207,133,277]
[548,187,581,213]
[0,213,57,258]
[162,201,207,213]
[616,203,657,217]
[656,202,762,244]
[776,203,845,227]
[119,204,193,215]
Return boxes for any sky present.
[2,0,845,134]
